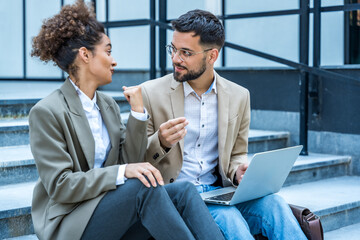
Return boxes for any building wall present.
[0,0,345,78]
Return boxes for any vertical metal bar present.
[159,0,167,76]
[61,0,65,79]
[150,0,156,79]
[344,0,350,64]
[92,0,96,15]
[105,0,109,36]
[309,0,321,117]
[313,0,320,68]
[221,0,226,67]
[299,0,310,155]
[23,0,26,79]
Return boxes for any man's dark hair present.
[171,9,225,50]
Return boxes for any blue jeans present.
[196,185,307,240]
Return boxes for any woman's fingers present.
[125,163,164,187]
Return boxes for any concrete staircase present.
[0,81,359,239]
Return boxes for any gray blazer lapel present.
[96,93,118,167]
[217,74,230,164]
[60,79,95,169]
[170,77,185,153]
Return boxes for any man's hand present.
[158,117,189,148]
[123,85,143,113]
[125,162,164,188]
[235,163,248,185]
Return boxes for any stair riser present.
[0,165,38,186]
[248,138,288,153]
[1,127,289,151]
[0,102,36,119]
[284,163,350,186]
[0,130,29,147]
[0,100,130,119]
[318,205,360,232]
[2,202,357,238]
[0,213,34,239]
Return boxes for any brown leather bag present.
[289,204,324,240]
[254,204,324,240]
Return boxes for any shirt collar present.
[183,71,217,98]
[69,78,99,112]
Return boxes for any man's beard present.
[173,58,206,82]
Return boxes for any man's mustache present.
[173,63,188,71]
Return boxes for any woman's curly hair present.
[31,0,104,77]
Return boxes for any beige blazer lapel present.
[96,93,118,167]
[217,74,230,170]
[170,77,185,154]
[60,79,95,169]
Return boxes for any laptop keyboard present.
[207,191,235,201]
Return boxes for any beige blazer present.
[141,72,250,187]
[29,79,148,240]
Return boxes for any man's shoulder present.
[141,74,173,91]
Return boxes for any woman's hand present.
[125,162,164,188]
[123,85,144,113]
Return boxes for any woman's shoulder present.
[31,89,66,115]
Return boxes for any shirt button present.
[200,161,203,164]
[197,144,200,147]
[170,178,174,183]
[202,124,204,128]
[202,102,204,106]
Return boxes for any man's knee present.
[208,205,241,221]
[260,194,289,210]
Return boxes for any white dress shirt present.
[69,79,147,185]
[176,74,219,185]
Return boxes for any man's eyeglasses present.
[165,45,212,62]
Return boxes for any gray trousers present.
[81,179,224,240]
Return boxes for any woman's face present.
[88,34,117,86]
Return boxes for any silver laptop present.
[201,145,303,205]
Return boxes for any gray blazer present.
[29,78,148,240]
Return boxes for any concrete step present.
[278,176,360,232]
[284,153,351,186]
[2,177,359,238]
[0,145,37,186]
[324,222,360,240]
[0,119,29,147]
[0,128,290,186]
[4,235,38,240]
[0,118,288,148]
[0,112,130,147]
[1,140,350,189]
[0,182,35,239]
[0,87,129,119]
[248,129,289,153]
[4,234,38,240]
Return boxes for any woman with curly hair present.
[29,1,224,239]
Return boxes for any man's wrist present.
[160,141,171,153]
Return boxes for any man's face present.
[171,31,208,82]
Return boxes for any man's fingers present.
[166,128,187,145]
[165,120,189,136]
[161,117,187,130]
[123,85,139,90]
